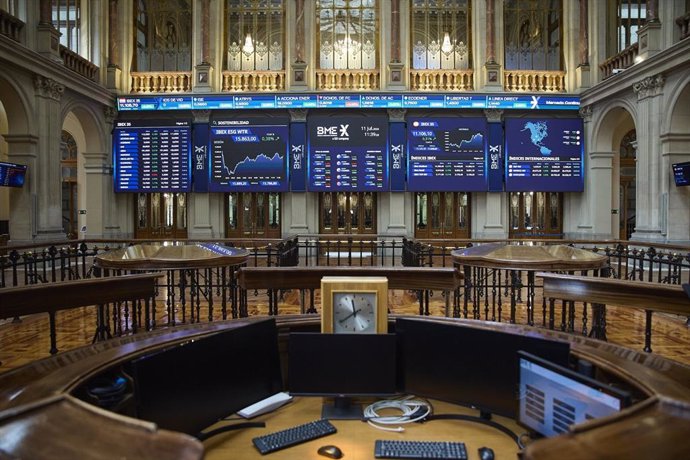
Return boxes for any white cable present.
[363,396,432,432]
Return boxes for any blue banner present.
[290,122,307,191]
[389,122,407,191]
[192,123,209,192]
[487,122,504,192]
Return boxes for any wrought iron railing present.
[1,236,689,360]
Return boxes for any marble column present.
[194,0,213,92]
[107,0,122,90]
[576,0,590,89]
[292,0,308,87]
[33,75,65,240]
[3,134,39,243]
[484,0,501,90]
[631,74,665,242]
[388,0,404,87]
[647,0,658,22]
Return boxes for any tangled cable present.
[363,396,432,432]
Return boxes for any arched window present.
[317,0,378,70]
[226,0,284,72]
[411,0,471,70]
[504,0,562,70]
[134,0,192,71]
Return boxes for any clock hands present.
[350,297,358,316]
[338,308,363,324]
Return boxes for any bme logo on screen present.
[316,124,350,141]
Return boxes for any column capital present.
[103,106,117,124]
[484,109,503,123]
[579,105,593,122]
[289,109,309,122]
[192,110,211,123]
[33,75,64,101]
[387,109,406,122]
[633,74,665,100]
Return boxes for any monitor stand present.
[321,396,363,420]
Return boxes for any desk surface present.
[203,397,522,460]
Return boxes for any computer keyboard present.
[251,419,337,455]
[374,439,468,459]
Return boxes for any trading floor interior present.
[1,1,690,460]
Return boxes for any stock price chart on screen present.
[407,117,488,191]
[113,120,191,192]
[209,119,289,192]
[307,116,388,192]
[505,118,584,192]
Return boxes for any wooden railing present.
[539,273,690,353]
[409,69,474,91]
[677,12,690,41]
[599,42,639,79]
[238,265,462,316]
[503,70,566,92]
[59,45,98,82]
[316,69,380,90]
[130,71,192,93]
[0,8,23,42]
[222,70,285,92]
[0,273,161,356]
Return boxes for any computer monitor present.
[0,161,27,188]
[130,318,283,436]
[672,161,690,187]
[396,318,571,419]
[288,332,398,419]
[518,350,631,437]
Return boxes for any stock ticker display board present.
[113,120,191,193]
[307,116,389,192]
[208,118,290,192]
[406,117,488,191]
[504,118,584,192]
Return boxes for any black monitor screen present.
[672,161,690,187]
[518,351,631,437]
[0,161,27,188]
[396,318,571,418]
[130,318,282,435]
[288,333,398,396]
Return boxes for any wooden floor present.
[1,289,690,372]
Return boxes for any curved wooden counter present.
[0,316,689,459]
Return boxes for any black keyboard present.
[374,440,468,459]
[252,419,337,455]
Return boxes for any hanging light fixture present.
[242,33,254,55]
[441,32,453,54]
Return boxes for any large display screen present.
[407,117,488,191]
[208,118,289,192]
[113,120,191,192]
[672,161,690,187]
[307,116,388,191]
[505,118,584,192]
[0,161,27,188]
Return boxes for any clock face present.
[332,292,377,333]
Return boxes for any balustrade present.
[0,8,23,42]
[503,70,566,92]
[315,69,380,90]
[59,45,98,82]
[599,42,639,79]
[130,71,192,93]
[221,71,285,92]
[410,70,474,91]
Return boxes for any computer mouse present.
[317,444,343,459]
[478,446,495,460]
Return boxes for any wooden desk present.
[203,397,521,460]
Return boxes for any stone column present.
[3,134,39,243]
[637,0,661,58]
[107,0,122,90]
[631,74,665,242]
[484,0,502,90]
[33,75,65,241]
[286,109,310,233]
[385,109,407,234]
[189,110,214,238]
[194,0,213,92]
[478,109,506,238]
[576,0,591,89]
[37,0,61,60]
[662,134,690,244]
[388,0,404,88]
[292,0,308,88]
[82,151,110,239]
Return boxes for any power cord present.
[363,396,432,432]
